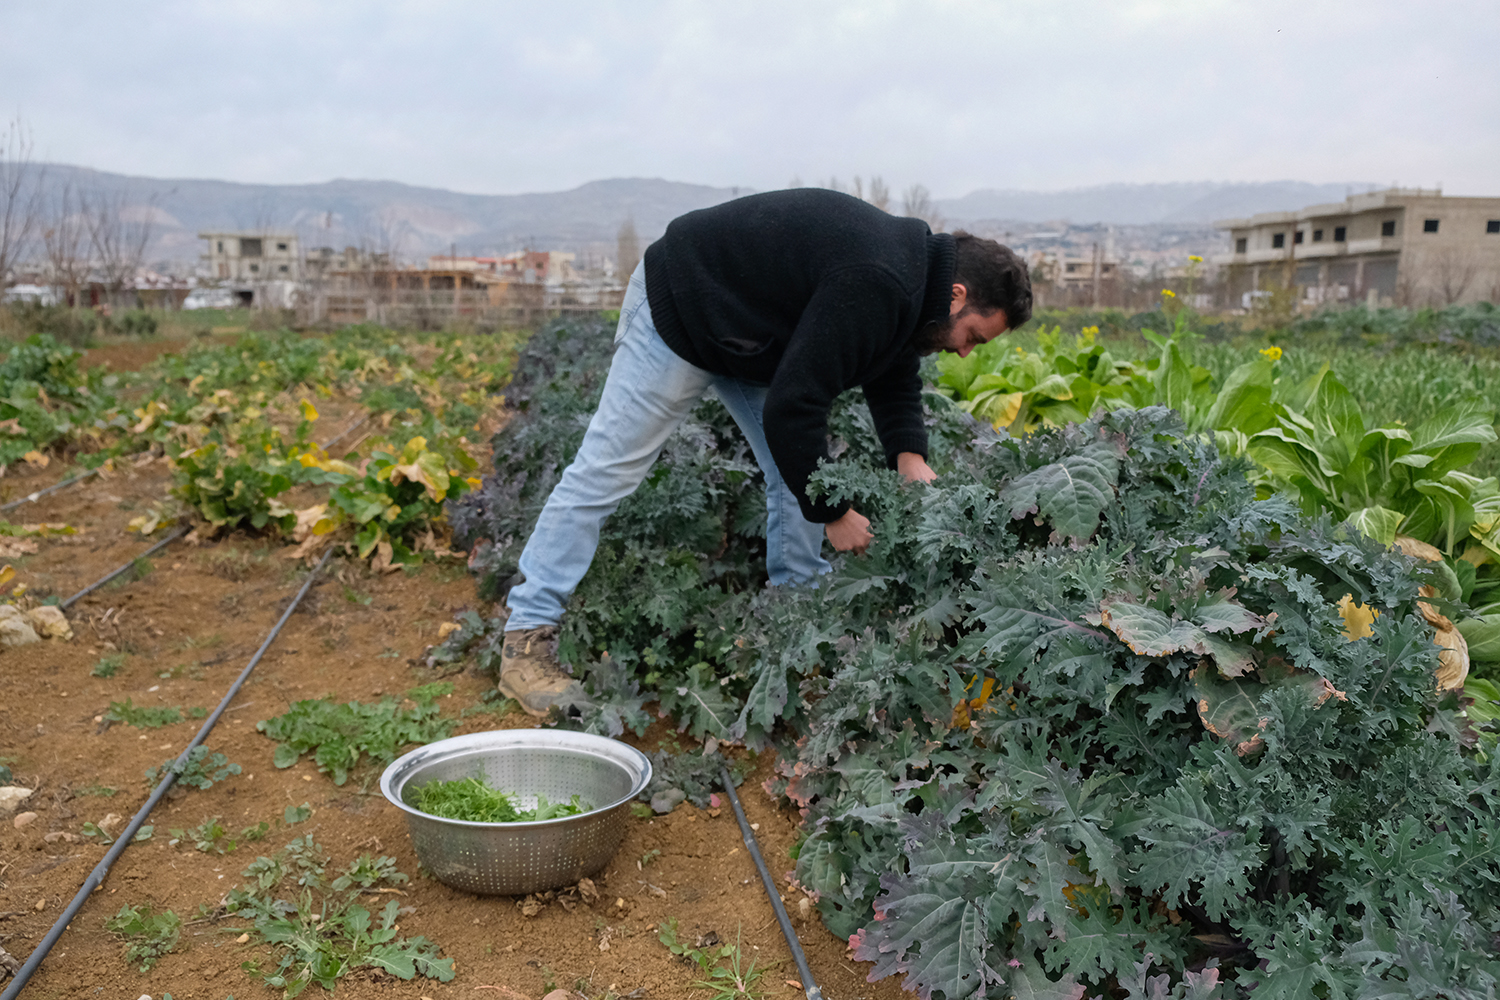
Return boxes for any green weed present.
[658,920,770,1000]
[105,903,181,971]
[91,652,126,678]
[256,683,454,785]
[105,698,206,729]
[145,745,240,790]
[223,836,453,992]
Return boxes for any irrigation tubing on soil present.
[0,547,334,1000]
[60,524,191,610]
[720,766,822,1000]
[0,467,102,514]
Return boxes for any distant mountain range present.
[22,165,1374,266]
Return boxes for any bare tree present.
[81,187,155,308]
[902,184,945,232]
[616,217,640,280]
[0,117,40,287]
[1428,247,1477,306]
[42,182,89,308]
[867,176,891,212]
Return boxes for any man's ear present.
[949,282,968,316]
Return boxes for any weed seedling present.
[91,652,126,678]
[145,745,241,790]
[638,849,662,869]
[75,783,117,798]
[222,837,453,992]
[170,816,270,853]
[257,683,455,785]
[105,698,206,729]
[105,903,181,971]
[658,920,770,1000]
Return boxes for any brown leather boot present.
[498,626,575,717]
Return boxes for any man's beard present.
[912,314,957,356]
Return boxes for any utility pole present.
[1091,242,1101,309]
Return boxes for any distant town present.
[2,171,1497,322]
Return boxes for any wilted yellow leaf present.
[0,565,14,588]
[21,450,50,468]
[1435,626,1469,691]
[300,399,319,422]
[1337,593,1379,640]
[437,621,461,640]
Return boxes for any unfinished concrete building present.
[1215,188,1500,308]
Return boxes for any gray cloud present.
[4,0,1496,196]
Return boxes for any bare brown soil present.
[0,389,906,999]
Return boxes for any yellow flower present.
[1161,289,1176,298]
[1260,345,1283,361]
[465,477,482,489]
[1188,255,1203,263]
[1082,326,1100,336]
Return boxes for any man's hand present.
[896,451,937,484]
[825,508,873,554]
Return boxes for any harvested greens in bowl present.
[408,775,591,823]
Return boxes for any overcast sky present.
[4,0,1496,198]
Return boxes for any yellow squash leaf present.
[1337,594,1379,640]
[0,565,14,588]
[300,399,319,422]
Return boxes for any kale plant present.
[450,317,1500,996]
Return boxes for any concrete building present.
[200,232,301,282]
[305,245,390,279]
[1028,249,1122,308]
[1215,189,1500,308]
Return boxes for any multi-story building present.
[1215,189,1500,308]
[199,232,301,282]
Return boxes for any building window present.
[276,242,288,251]
[1381,220,1396,237]
[1334,226,1346,242]
[1423,219,1439,233]
[1235,237,1247,253]
[1488,220,1500,234]
[1294,230,1304,244]
[249,263,260,273]
[1272,233,1285,249]
[1065,263,1078,273]
[278,264,289,273]
[1312,229,1323,242]
[240,237,263,257]
[216,241,223,253]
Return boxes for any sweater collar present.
[917,232,957,331]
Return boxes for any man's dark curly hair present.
[952,230,1033,330]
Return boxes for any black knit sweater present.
[644,189,955,523]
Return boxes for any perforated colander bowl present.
[380,729,651,896]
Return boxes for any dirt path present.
[0,436,904,999]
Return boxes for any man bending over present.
[498,188,1032,715]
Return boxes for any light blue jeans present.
[504,264,831,630]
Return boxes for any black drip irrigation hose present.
[60,524,191,610]
[320,413,371,451]
[720,766,823,1000]
[0,467,102,514]
[0,547,334,1000]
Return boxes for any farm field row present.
[4,304,1500,997]
[0,460,864,999]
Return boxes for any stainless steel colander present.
[379,729,651,895]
